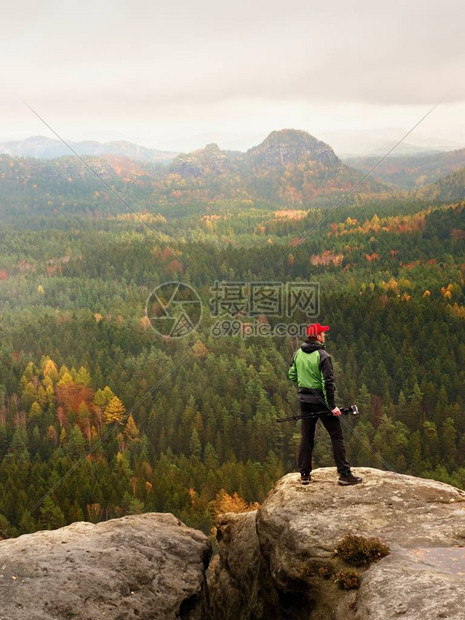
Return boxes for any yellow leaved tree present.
[104,396,126,426]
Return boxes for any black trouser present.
[298,401,350,475]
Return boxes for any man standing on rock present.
[288,323,362,486]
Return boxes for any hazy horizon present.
[1,126,464,160]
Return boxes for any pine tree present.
[0,424,7,458]
[40,496,66,530]
[76,366,91,387]
[43,358,59,382]
[21,381,37,410]
[60,427,67,446]
[204,442,219,470]
[190,428,201,458]
[19,510,36,534]
[47,425,58,447]
[124,415,140,441]
[408,431,423,475]
[0,514,10,539]
[58,365,70,380]
[357,383,371,416]
[36,385,48,409]
[104,396,126,426]
[441,418,457,469]
[10,428,30,462]
[77,402,90,427]
[102,386,116,404]
[58,372,73,386]
[29,401,42,420]
[68,500,84,523]
[67,424,86,459]
[397,390,408,421]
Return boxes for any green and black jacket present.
[288,340,336,409]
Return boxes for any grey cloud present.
[3,0,465,108]
[2,0,465,153]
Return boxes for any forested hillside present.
[417,167,465,204]
[0,142,464,539]
[345,148,465,189]
[0,129,392,220]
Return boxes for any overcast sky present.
[1,0,464,154]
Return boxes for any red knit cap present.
[306,323,329,337]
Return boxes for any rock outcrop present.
[171,143,228,177]
[210,467,465,619]
[246,129,340,168]
[170,130,340,180]
[0,512,211,620]
[3,470,464,619]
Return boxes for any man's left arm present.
[288,352,298,382]
[319,351,337,411]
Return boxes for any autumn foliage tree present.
[104,396,126,426]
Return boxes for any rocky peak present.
[171,143,228,178]
[170,130,340,179]
[247,129,340,167]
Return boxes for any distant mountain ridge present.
[163,129,386,208]
[10,128,465,219]
[345,148,465,189]
[0,135,177,163]
[0,129,394,217]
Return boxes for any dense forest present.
[0,139,464,539]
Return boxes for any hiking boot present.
[301,473,311,485]
[338,471,363,486]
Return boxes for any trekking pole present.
[276,404,358,422]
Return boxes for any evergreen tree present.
[67,424,86,459]
[104,396,126,426]
[190,428,201,458]
[40,497,66,530]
